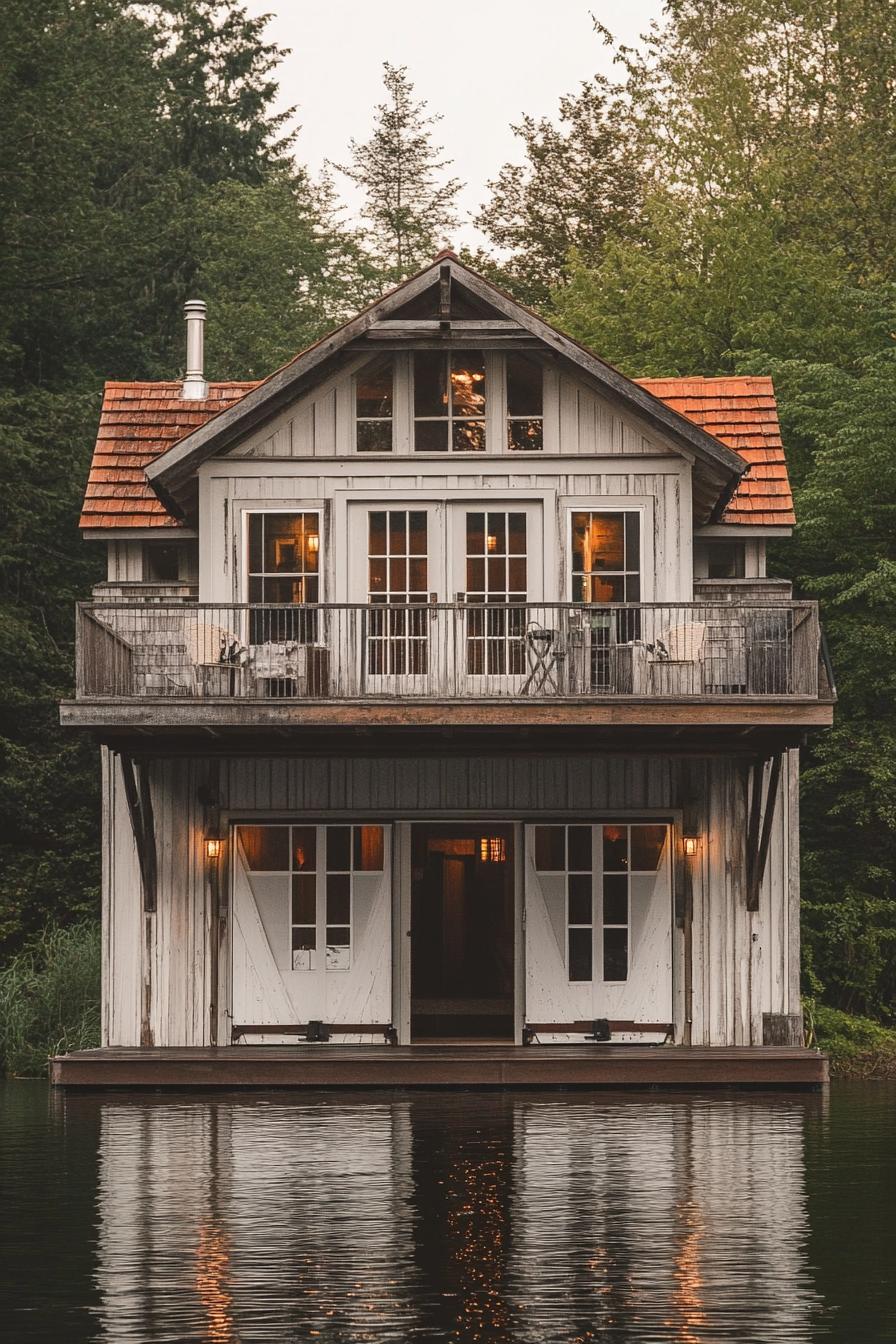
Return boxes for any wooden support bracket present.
[119,753,157,912]
[746,752,782,911]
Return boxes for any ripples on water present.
[0,1082,894,1343]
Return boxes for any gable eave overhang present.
[145,256,748,519]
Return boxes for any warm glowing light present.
[205,837,222,860]
[683,834,699,857]
[486,534,498,552]
[480,836,507,863]
[306,533,320,554]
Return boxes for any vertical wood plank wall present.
[100,749,801,1048]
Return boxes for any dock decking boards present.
[50,1045,828,1089]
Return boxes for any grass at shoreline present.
[0,922,100,1076]
[0,921,892,1080]
[806,1001,896,1079]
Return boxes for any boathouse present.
[54,254,833,1086]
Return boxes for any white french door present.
[451,503,543,694]
[231,822,392,1039]
[524,822,673,1037]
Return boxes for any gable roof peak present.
[432,247,459,261]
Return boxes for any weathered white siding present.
[101,749,799,1049]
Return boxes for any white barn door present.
[232,823,392,1038]
[524,823,672,1037]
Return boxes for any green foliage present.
[806,1001,896,1078]
[0,1,365,956]
[0,922,101,1076]
[472,79,644,308]
[335,63,461,282]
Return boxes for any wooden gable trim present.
[746,752,783,912]
[145,256,748,519]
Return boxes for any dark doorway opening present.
[411,824,515,1040]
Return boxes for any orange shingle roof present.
[81,373,794,529]
[636,375,795,525]
[80,381,258,529]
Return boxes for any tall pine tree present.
[336,63,461,282]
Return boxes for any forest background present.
[0,0,893,1052]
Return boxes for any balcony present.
[63,600,833,742]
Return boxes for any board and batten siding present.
[197,355,693,604]
[101,748,799,1050]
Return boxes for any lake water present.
[0,1081,893,1343]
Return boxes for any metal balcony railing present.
[74,600,822,702]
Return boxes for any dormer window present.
[414,350,486,452]
[356,355,394,452]
[506,353,543,451]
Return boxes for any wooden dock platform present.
[50,1044,829,1089]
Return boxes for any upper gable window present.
[414,350,486,452]
[506,354,543,451]
[356,355,394,452]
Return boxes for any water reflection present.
[77,1091,831,1342]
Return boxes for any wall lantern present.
[306,533,320,554]
[205,837,223,861]
[683,833,700,857]
[486,534,498,553]
[480,836,507,863]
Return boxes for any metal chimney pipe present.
[182,299,208,399]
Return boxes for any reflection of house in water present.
[89,1094,824,1342]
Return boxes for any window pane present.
[603,874,628,925]
[588,514,625,571]
[568,873,592,924]
[466,513,485,554]
[356,356,393,418]
[239,826,289,871]
[292,875,316,925]
[451,351,486,416]
[534,826,565,871]
[603,927,628,981]
[357,420,392,453]
[603,825,628,871]
[508,514,527,554]
[369,511,387,556]
[408,512,427,555]
[624,512,640,570]
[326,873,351,923]
[415,419,448,452]
[354,825,384,871]
[415,352,446,416]
[389,511,407,554]
[248,515,264,572]
[589,575,624,603]
[629,825,665,871]
[326,826,351,872]
[569,927,592,982]
[292,827,316,871]
[263,514,303,573]
[508,419,543,452]
[507,353,543,416]
[568,825,592,872]
[453,420,485,452]
[292,926,316,951]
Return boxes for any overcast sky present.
[243,0,664,249]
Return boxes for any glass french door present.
[350,500,540,695]
[452,504,542,694]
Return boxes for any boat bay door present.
[524,823,672,1037]
[232,823,392,1038]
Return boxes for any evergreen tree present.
[335,63,461,282]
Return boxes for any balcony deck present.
[50,1044,829,1089]
[64,600,833,739]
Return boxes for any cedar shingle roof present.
[636,375,795,526]
[80,381,259,530]
[80,374,794,529]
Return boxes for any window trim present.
[243,508,324,605]
[566,505,647,604]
